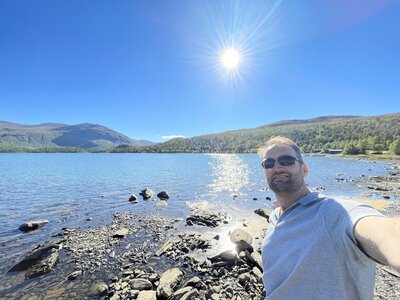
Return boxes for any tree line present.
[1,113,399,155]
[112,113,400,155]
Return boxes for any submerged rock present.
[66,270,82,280]
[157,191,170,200]
[129,193,138,203]
[8,241,61,278]
[19,219,49,232]
[140,188,154,200]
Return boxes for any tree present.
[343,142,361,155]
[301,145,311,153]
[389,138,400,155]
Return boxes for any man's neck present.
[275,187,310,212]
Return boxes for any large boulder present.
[140,188,154,200]
[19,220,49,232]
[157,268,184,299]
[230,228,253,252]
[8,241,60,278]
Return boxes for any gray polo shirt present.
[262,192,384,300]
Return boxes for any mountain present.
[2,113,399,153]
[138,140,156,145]
[112,113,400,154]
[0,121,143,149]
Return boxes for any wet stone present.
[89,281,108,297]
[140,188,154,199]
[19,220,49,232]
[130,278,153,290]
[43,288,65,299]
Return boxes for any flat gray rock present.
[157,268,184,299]
[130,278,153,290]
[113,228,129,238]
[186,210,229,228]
[137,290,156,300]
[8,241,60,278]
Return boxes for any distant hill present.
[138,140,156,146]
[0,121,143,149]
[110,113,400,154]
[259,115,360,128]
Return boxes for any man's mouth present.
[273,174,289,181]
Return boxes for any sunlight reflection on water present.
[207,154,250,195]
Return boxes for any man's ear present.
[303,163,309,177]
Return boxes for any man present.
[260,136,400,300]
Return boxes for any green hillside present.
[109,113,400,155]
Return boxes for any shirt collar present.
[298,192,324,206]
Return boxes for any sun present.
[221,48,240,70]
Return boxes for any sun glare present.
[221,48,240,70]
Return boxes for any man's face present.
[263,144,308,194]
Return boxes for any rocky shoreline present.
[0,201,270,300]
[356,159,400,200]
[1,160,399,300]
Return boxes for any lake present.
[0,153,390,277]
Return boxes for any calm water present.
[0,153,389,276]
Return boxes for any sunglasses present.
[261,155,302,169]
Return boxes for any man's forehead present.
[264,144,297,158]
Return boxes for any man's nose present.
[272,161,285,171]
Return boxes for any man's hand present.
[355,216,400,272]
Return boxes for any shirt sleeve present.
[323,198,384,265]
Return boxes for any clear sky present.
[1,0,399,142]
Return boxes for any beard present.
[267,171,305,194]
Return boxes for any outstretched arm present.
[355,215,400,272]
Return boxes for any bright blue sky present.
[1,0,399,142]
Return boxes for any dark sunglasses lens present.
[278,156,296,166]
[262,158,275,169]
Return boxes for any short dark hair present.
[258,136,303,162]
